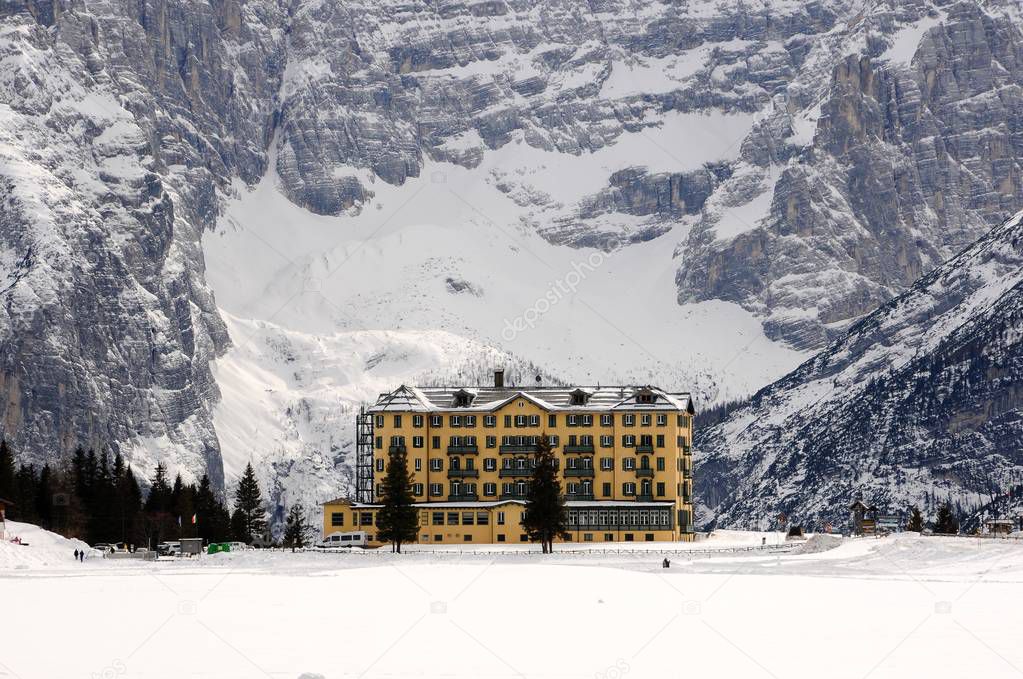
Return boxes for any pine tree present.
[12,464,38,524]
[35,465,53,530]
[233,463,267,544]
[0,439,15,502]
[906,506,924,532]
[934,502,959,534]
[375,447,419,553]
[283,503,314,552]
[522,434,568,554]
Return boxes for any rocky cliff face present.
[696,210,1023,529]
[0,0,285,484]
[679,2,1023,349]
[4,0,1023,507]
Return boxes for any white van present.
[317,531,368,548]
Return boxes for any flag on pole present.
[191,514,197,525]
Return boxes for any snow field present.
[2,530,1022,678]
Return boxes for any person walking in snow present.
[79,549,84,563]
[74,549,79,561]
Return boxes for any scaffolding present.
[355,407,375,504]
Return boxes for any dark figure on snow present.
[662,558,670,568]
[74,549,79,561]
[79,550,84,562]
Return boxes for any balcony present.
[635,468,654,478]
[635,444,654,453]
[636,494,655,502]
[388,445,407,454]
[447,468,479,479]
[500,444,539,454]
[448,493,478,502]
[566,493,595,501]
[563,444,595,454]
[499,467,533,478]
[500,492,528,501]
[447,445,479,454]
[564,467,595,478]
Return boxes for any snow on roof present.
[367,384,693,413]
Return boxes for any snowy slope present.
[697,210,1023,528]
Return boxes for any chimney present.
[494,369,505,388]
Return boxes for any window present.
[601,414,612,426]
[602,482,612,497]
[483,482,497,496]
[478,512,489,525]
[548,414,557,427]
[413,483,424,496]
[645,533,655,542]
[430,459,443,471]
[375,436,382,449]
[330,512,344,527]
[640,414,650,426]
[375,415,384,427]
[504,415,512,427]
[624,457,636,470]
[429,483,443,497]
[497,511,505,525]
[656,435,664,448]
[567,482,579,495]
[582,414,593,426]
[623,482,636,496]
[656,457,665,471]
[484,458,497,471]
[431,436,440,449]
[623,414,635,426]
[462,512,475,526]
[623,435,635,448]
[413,436,424,449]
[515,415,526,427]
[529,414,540,427]
[443,512,457,525]
[359,512,373,526]
[486,435,497,449]
[549,435,559,446]
[430,415,442,427]
[567,414,577,426]
[600,435,613,448]
[450,415,462,427]
[375,458,384,472]
[466,415,477,427]
[394,414,402,428]
[463,534,473,542]
[600,457,613,470]
[413,414,424,427]
[484,415,496,427]
[656,482,665,497]
[520,535,528,542]
[497,534,506,542]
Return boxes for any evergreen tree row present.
[0,440,278,548]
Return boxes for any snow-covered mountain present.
[4,0,1023,517]
[696,210,1023,529]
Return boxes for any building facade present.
[322,372,695,545]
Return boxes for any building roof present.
[367,384,694,413]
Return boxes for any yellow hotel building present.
[322,371,695,546]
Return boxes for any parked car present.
[157,541,181,556]
[317,531,368,548]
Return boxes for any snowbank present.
[0,520,98,570]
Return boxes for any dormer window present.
[569,388,592,406]
[636,390,657,404]
[453,389,476,407]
